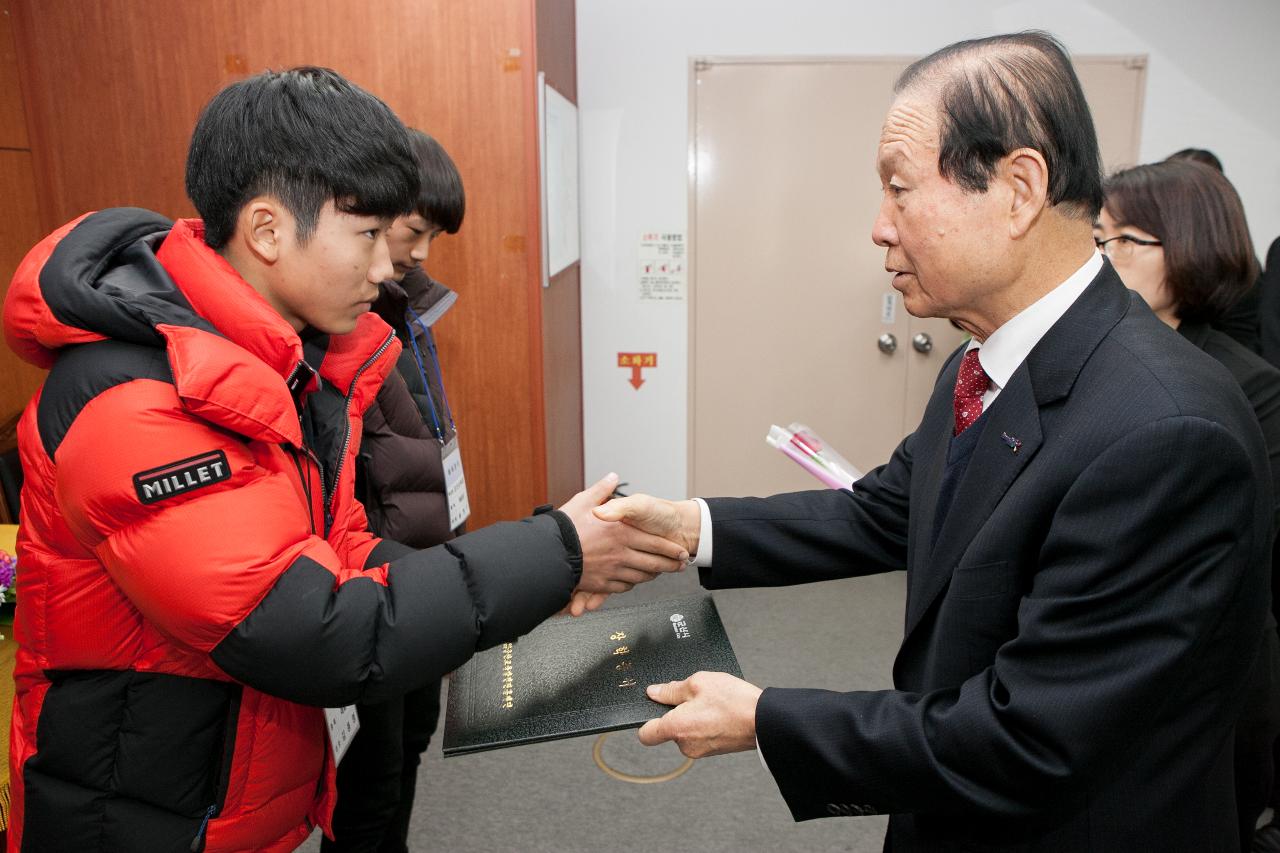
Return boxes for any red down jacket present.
[2,209,581,852]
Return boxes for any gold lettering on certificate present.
[618,677,638,688]
[615,660,633,672]
[610,631,627,641]
[613,646,630,656]
[500,643,514,709]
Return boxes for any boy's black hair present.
[407,129,465,234]
[186,66,420,249]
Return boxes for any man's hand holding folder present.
[577,491,767,760]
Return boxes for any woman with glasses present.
[1098,158,1280,852]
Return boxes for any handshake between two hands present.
[556,472,700,617]
[553,473,762,758]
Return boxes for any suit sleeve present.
[754,415,1267,820]
[55,378,581,707]
[698,427,915,589]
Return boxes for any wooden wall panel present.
[9,0,551,527]
[8,2,222,228]
[0,150,47,421]
[536,0,577,101]
[542,264,583,504]
[0,6,29,148]
[535,0,584,505]
[0,6,45,424]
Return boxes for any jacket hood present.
[4,208,210,368]
[5,208,400,445]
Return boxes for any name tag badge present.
[443,435,471,530]
[325,705,360,765]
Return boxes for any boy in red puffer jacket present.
[2,67,686,853]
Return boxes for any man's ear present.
[1002,148,1049,239]
[236,197,289,265]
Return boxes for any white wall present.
[576,0,1280,500]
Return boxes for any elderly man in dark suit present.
[592,31,1273,852]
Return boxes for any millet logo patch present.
[133,450,231,504]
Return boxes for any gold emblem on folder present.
[500,643,514,709]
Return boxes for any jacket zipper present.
[285,332,395,539]
[287,446,316,535]
[322,331,395,537]
[190,803,217,852]
[301,440,328,533]
[190,687,240,852]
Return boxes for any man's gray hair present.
[896,31,1104,221]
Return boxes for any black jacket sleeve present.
[210,511,582,706]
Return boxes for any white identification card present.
[325,705,360,765]
[443,435,471,530]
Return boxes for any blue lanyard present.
[405,305,454,441]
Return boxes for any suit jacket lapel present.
[905,349,961,620]
[902,261,1133,641]
[905,369,1042,637]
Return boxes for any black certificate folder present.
[442,594,742,757]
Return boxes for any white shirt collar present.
[969,251,1104,394]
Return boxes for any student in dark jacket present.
[360,266,459,550]
[326,131,465,852]
[1096,158,1280,852]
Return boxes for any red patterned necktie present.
[953,348,989,436]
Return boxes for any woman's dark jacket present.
[1180,321,1280,615]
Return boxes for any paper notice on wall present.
[638,232,686,302]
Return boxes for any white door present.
[690,56,1146,498]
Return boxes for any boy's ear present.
[237,197,288,264]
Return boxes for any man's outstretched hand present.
[637,671,763,758]
[560,492,705,616]
[593,493,701,559]
[558,475,689,601]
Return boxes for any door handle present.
[911,333,933,354]
[877,333,897,355]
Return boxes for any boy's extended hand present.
[557,474,688,601]
[561,491,705,616]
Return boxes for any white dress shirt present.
[687,250,1103,767]
[691,249,1104,570]
[971,251,1104,409]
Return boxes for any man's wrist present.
[689,498,713,567]
[675,499,699,555]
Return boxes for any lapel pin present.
[1001,432,1022,454]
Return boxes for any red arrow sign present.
[618,352,657,390]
